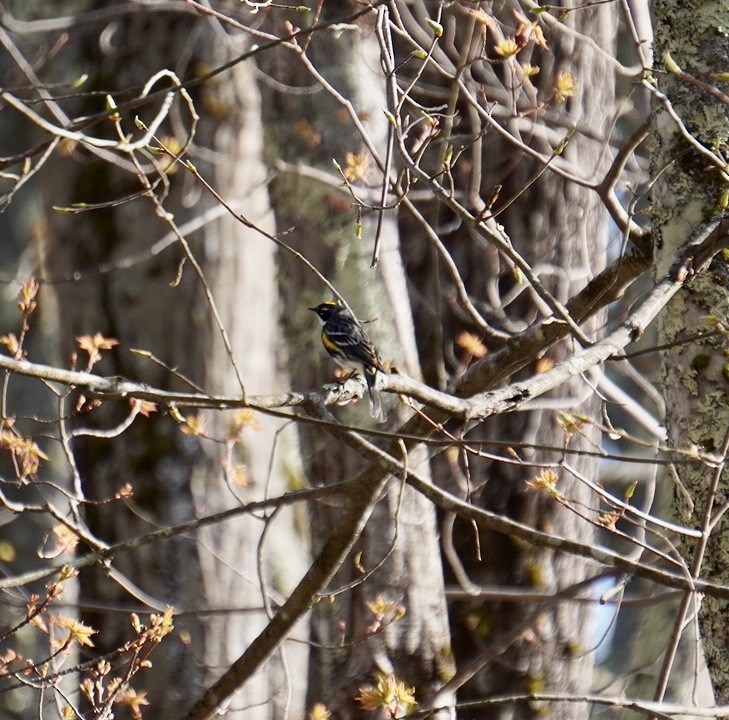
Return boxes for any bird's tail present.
[364,368,386,422]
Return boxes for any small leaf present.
[493,37,519,58]
[168,405,185,424]
[231,465,249,486]
[525,469,560,497]
[0,334,20,357]
[57,565,78,582]
[598,511,620,529]
[514,11,548,50]
[357,673,417,716]
[663,51,681,74]
[0,430,49,478]
[180,413,206,436]
[76,333,119,368]
[230,409,260,433]
[114,687,149,718]
[467,8,496,30]
[553,70,576,102]
[115,483,134,499]
[455,331,488,359]
[133,399,159,417]
[342,150,371,183]
[443,144,453,167]
[55,616,97,648]
[308,703,331,720]
[366,594,406,627]
[17,278,40,315]
[426,19,443,37]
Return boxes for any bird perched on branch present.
[309,301,386,422]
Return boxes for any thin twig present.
[653,427,729,709]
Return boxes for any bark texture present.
[397,2,616,717]
[654,0,729,706]
[260,4,453,717]
[37,4,306,717]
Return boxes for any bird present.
[309,301,386,422]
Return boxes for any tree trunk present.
[654,0,729,706]
[38,5,306,717]
[259,4,453,717]
[397,2,616,716]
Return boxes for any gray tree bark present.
[36,4,306,717]
[654,0,729,707]
[396,2,616,717]
[259,4,453,717]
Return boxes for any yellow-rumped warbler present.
[310,301,386,422]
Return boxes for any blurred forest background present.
[0,1,726,719]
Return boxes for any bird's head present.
[309,301,343,323]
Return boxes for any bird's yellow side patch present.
[322,332,340,353]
